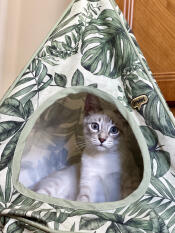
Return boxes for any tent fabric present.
[0,0,175,232]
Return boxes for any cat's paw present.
[76,194,90,202]
[35,188,49,195]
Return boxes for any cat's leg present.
[76,185,92,202]
[76,175,101,202]
[33,176,69,199]
[33,165,78,200]
[77,175,110,202]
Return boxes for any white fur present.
[33,164,79,200]
[77,149,121,202]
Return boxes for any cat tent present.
[0,0,175,232]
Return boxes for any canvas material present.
[0,0,174,232]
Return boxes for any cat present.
[32,94,142,202]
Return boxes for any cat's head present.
[83,94,127,152]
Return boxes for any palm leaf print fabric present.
[0,0,175,232]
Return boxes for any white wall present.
[0,0,71,99]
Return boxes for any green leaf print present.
[7,221,24,233]
[71,69,84,86]
[124,218,153,231]
[57,211,69,223]
[88,83,98,88]
[106,222,150,233]
[0,121,23,142]
[0,98,25,119]
[49,13,80,40]
[79,217,107,230]
[148,176,175,205]
[11,84,36,99]
[81,9,136,78]
[13,59,53,105]
[150,211,169,233]
[5,166,12,203]
[0,185,4,203]
[15,77,34,87]
[70,209,150,233]
[10,194,28,206]
[38,76,53,91]
[140,126,170,177]
[123,73,175,138]
[42,212,57,223]
[65,35,72,47]
[47,28,80,60]
[70,222,75,231]
[20,90,38,105]
[140,125,158,148]
[54,73,67,87]
[153,150,170,178]
[24,100,34,118]
[0,129,22,171]
[29,59,48,86]
[37,65,47,86]
[106,224,118,233]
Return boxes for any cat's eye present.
[110,126,119,135]
[90,122,99,131]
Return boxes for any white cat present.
[32,94,142,202]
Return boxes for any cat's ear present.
[84,94,102,115]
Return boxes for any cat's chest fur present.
[79,150,122,202]
[81,150,121,176]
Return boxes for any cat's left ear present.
[84,94,102,115]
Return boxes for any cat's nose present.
[99,137,106,143]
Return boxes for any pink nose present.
[99,138,106,143]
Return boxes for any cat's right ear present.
[84,94,102,115]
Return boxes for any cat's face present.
[84,113,120,152]
[83,94,125,152]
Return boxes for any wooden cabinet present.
[116,0,175,115]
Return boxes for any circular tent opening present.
[18,91,143,203]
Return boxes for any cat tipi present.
[0,0,175,232]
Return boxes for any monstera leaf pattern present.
[0,0,175,232]
[140,126,170,177]
[81,9,137,78]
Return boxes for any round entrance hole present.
[19,92,143,203]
